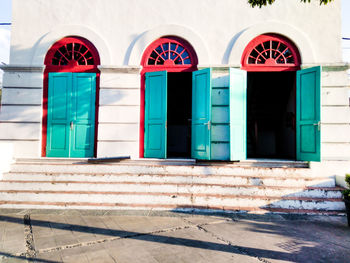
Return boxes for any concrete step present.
[0,190,345,211]
[0,200,343,215]
[15,158,308,168]
[0,180,343,198]
[2,171,335,187]
[15,158,196,166]
[1,159,342,214]
[10,162,313,177]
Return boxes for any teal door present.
[229,68,247,161]
[296,66,321,161]
[47,72,96,158]
[192,68,212,160]
[144,71,167,158]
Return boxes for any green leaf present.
[248,0,333,8]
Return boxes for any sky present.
[0,0,349,83]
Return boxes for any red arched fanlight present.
[44,36,100,72]
[241,34,301,71]
[141,36,198,71]
[42,36,100,157]
[139,36,198,157]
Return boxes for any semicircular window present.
[147,42,192,66]
[51,42,94,66]
[248,40,296,65]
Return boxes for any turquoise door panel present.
[144,71,167,158]
[229,68,247,161]
[47,72,96,158]
[192,68,212,160]
[70,73,96,157]
[47,73,71,157]
[296,66,321,161]
[211,143,230,160]
[212,89,229,105]
[211,125,230,142]
[212,107,230,123]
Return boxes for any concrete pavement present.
[0,210,349,263]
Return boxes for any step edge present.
[0,180,343,191]
[0,190,344,202]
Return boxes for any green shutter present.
[192,68,212,160]
[296,66,321,162]
[144,71,167,158]
[229,68,247,161]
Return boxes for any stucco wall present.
[1,0,349,163]
[9,0,342,67]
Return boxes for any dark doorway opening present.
[167,72,192,158]
[247,72,296,159]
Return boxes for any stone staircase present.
[0,158,345,214]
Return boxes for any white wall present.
[10,0,342,67]
[1,0,348,162]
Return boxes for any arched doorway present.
[42,36,100,157]
[140,36,198,158]
[241,34,320,161]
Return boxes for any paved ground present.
[0,210,349,263]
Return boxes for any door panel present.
[229,68,247,161]
[192,68,212,160]
[296,66,321,161]
[47,72,96,158]
[47,73,71,157]
[70,73,96,157]
[144,71,167,158]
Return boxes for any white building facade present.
[0,0,349,182]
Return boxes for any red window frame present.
[139,36,198,157]
[42,36,100,157]
[241,34,301,72]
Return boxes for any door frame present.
[241,34,302,160]
[42,36,100,157]
[139,36,198,158]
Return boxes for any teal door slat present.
[144,71,167,158]
[296,66,321,162]
[192,68,212,160]
[229,68,247,161]
[47,73,72,157]
[47,72,96,158]
[70,73,96,157]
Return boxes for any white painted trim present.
[127,24,210,66]
[31,25,111,66]
[227,21,316,65]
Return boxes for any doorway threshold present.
[238,158,309,168]
[196,159,308,168]
[132,158,196,166]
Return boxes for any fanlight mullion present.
[248,40,295,65]
[147,41,192,66]
[51,42,95,66]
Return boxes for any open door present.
[192,68,212,160]
[229,68,247,161]
[144,71,167,158]
[296,66,321,162]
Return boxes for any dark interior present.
[247,72,296,159]
[167,72,192,158]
